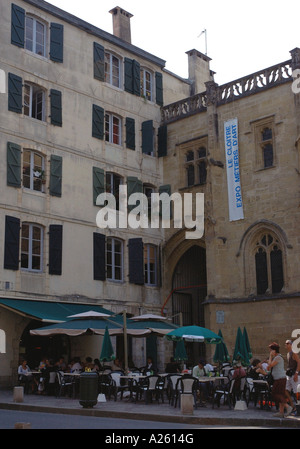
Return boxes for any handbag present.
[286,368,294,377]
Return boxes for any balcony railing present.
[162,59,293,124]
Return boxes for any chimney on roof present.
[109,6,133,44]
[186,49,213,95]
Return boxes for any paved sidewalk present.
[1,388,299,428]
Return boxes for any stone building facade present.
[0,0,299,385]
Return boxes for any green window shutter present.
[92,104,104,140]
[127,176,142,212]
[155,72,163,106]
[8,73,22,114]
[124,58,133,93]
[50,89,62,126]
[159,184,172,218]
[93,42,105,81]
[142,120,154,154]
[132,60,140,96]
[49,225,63,275]
[128,238,144,284]
[11,3,25,48]
[93,167,105,205]
[157,125,167,157]
[4,215,20,271]
[50,155,62,197]
[125,117,135,150]
[7,142,21,187]
[93,233,106,281]
[50,23,64,63]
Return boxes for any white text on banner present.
[224,118,244,221]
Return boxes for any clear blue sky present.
[49,0,300,84]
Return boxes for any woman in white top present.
[18,360,33,393]
[267,342,293,418]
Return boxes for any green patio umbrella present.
[213,330,230,364]
[243,327,253,359]
[174,339,188,361]
[100,326,116,362]
[165,325,222,344]
[233,327,250,366]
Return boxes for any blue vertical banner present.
[224,118,244,221]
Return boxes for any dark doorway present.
[19,321,70,368]
[172,245,207,366]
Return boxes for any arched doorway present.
[19,321,70,368]
[172,245,207,365]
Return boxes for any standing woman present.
[268,342,293,418]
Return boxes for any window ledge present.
[24,49,49,63]
[22,187,46,197]
[254,165,276,173]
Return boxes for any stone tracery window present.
[254,232,284,295]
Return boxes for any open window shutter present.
[93,42,105,81]
[92,104,104,140]
[50,23,64,63]
[132,60,140,96]
[125,118,135,150]
[93,167,105,205]
[155,72,163,106]
[11,3,25,48]
[49,225,63,275]
[4,216,20,271]
[127,176,142,212]
[8,73,22,113]
[128,238,144,284]
[50,155,62,197]
[159,184,172,218]
[124,58,133,93]
[7,142,21,187]
[158,125,167,157]
[50,89,62,126]
[142,120,154,154]
[93,233,106,281]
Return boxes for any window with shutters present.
[254,232,284,295]
[105,52,121,88]
[25,15,46,57]
[21,223,43,272]
[22,150,45,192]
[140,68,153,101]
[105,113,122,145]
[11,5,64,62]
[106,172,122,210]
[144,244,157,286]
[107,237,123,282]
[24,83,45,121]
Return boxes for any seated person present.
[248,359,267,380]
[232,362,247,398]
[70,357,83,373]
[18,359,36,394]
[143,357,157,375]
[192,360,209,401]
[83,356,94,371]
[111,358,123,371]
[55,356,67,371]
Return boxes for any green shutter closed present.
[50,155,62,197]
[4,216,20,271]
[142,120,154,154]
[127,176,142,212]
[93,167,105,205]
[49,225,63,275]
[50,23,64,63]
[93,233,106,281]
[93,42,105,81]
[155,72,163,106]
[128,238,144,284]
[126,118,135,150]
[8,73,22,113]
[50,89,62,126]
[7,142,21,187]
[11,3,25,48]
[92,105,104,140]
[124,58,133,93]
[132,60,140,96]
[157,125,167,157]
[159,184,172,218]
